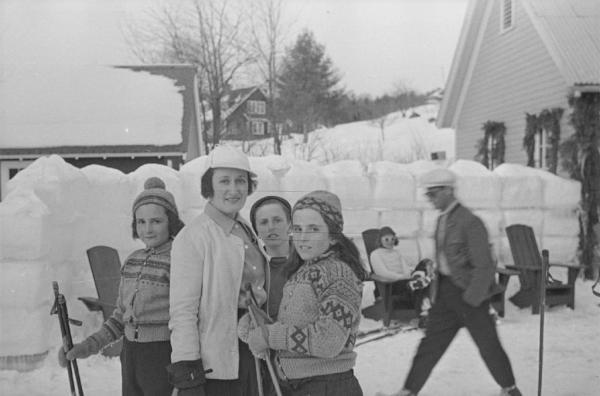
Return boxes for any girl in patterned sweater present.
[58,177,184,396]
[245,190,368,396]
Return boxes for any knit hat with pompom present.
[132,177,179,216]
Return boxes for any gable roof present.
[221,86,265,120]
[524,0,600,87]
[438,0,600,128]
[0,64,199,158]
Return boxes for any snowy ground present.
[1,277,598,396]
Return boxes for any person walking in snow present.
[369,226,432,327]
[241,190,367,396]
[249,195,293,320]
[166,145,269,396]
[388,168,521,396]
[58,177,184,396]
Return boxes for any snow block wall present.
[0,155,581,369]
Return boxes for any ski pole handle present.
[52,281,85,396]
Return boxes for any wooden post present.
[538,250,548,396]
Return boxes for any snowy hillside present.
[237,104,455,165]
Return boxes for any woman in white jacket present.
[167,145,270,396]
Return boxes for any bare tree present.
[123,0,252,149]
[245,0,290,154]
[370,112,398,144]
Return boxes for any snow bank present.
[178,156,209,211]
[6,155,88,221]
[0,188,50,260]
[279,159,328,206]
[449,160,501,209]
[368,161,416,209]
[0,156,581,370]
[322,160,371,209]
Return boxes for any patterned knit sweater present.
[90,240,172,349]
[267,251,363,380]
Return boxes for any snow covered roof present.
[0,64,194,156]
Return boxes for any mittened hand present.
[237,312,252,343]
[247,325,270,358]
[57,337,99,367]
[57,346,68,368]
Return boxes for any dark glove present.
[57,337,100,367]
[166,360,210,396]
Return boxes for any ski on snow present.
[355,323,419,347]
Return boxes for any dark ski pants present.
[403,276,516,394]
[204,339,261,396]
[278,370,363,396]
[121,338,172,396]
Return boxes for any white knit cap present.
[205,145,256,177]
[419,168,456,188]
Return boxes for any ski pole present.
[244,284,265,396]
[245,284,283,396]
[52,281,84,396]
[538,250,548,396]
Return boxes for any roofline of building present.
[0,151,183,161]
[436,0,479,129]
[571,84,600,94]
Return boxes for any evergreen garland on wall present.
[565,91,600,278]
[476,121,505,169]
[523,108,563,173]
[524,113,537,167]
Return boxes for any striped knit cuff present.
[267,322,289,351]
[89,326,115,352]
[124,323,171,342]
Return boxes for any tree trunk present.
[212,98,221,147]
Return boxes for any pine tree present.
[277,30,343,139]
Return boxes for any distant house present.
[0,64,202,199]
[206,86,271,141]
[438,0,600,171]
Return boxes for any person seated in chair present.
[370,226,432,326]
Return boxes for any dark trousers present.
[204,340,261,396]
[404,276,516,393]
[277,370,362,396]
[390,280,429,316]
[121,338,172,396]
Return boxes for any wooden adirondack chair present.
[78,245,122,356]
[505,224,580,314]
[361,228,417,327]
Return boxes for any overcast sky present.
[1,0,468,96]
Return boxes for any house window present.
[251,120,267,136]
[485,135,504,169]
[247,100,266,115]
[534,129,551,170]
[500,0,513,32]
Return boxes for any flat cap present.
[419,168,456,188]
